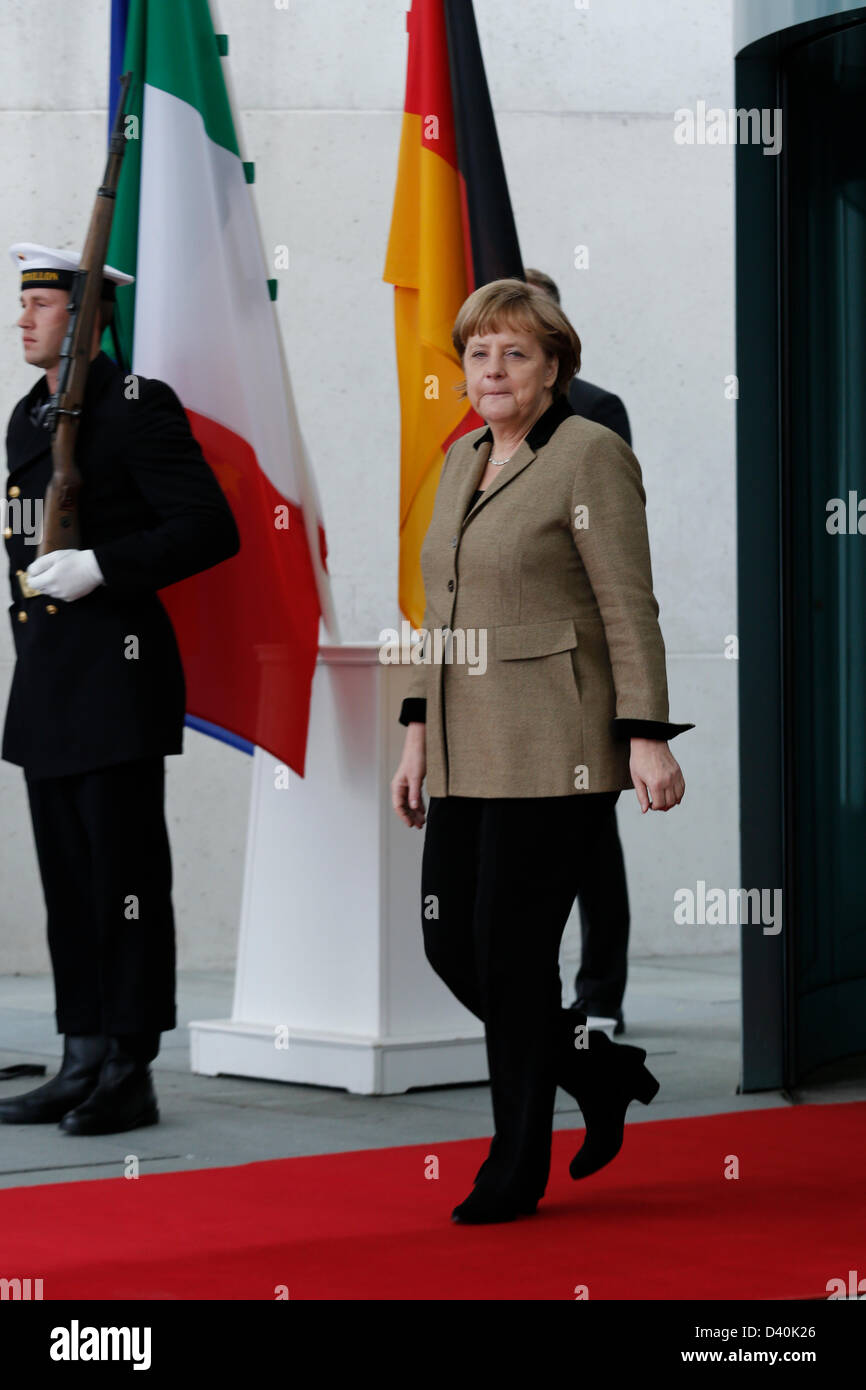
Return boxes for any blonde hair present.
[452,277,581,397]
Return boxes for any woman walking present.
[391,279,693,1224]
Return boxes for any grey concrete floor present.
[0,955,863,1190]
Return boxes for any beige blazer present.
[406,397,693,797]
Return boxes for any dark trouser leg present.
[421,791,619,1201]
[26,758,176,1037]
[472,796,609,1200]
[420,796,485,1016]
[77,758,176,1035]
[573,794,629,1016]
[26,772,103,1035]
[420,794,506,1190]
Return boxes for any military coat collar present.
[7,351,119,479]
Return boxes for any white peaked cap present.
[9,242,134,286]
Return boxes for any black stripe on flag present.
[443,0,524,289]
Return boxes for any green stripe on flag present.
[125,0,239,156]
[105,0,243,361]
[105,69,145,363]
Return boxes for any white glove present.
[26,549,105,602]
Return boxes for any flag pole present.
[207,0,341,643]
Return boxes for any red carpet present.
[1,1102,863,1300]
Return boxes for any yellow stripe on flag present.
[385,114,473,629]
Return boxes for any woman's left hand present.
[629,738,685,813]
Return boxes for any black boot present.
[0,1035,108,1124]
[59,1033,160,1136]
[451,1186,537,1225]
[558,1013,659,1180]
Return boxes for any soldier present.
[0,243,240,1135]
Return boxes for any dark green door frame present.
[736,7,866,1091]
[736,46,786,1092]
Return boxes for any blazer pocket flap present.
[497,619,578,661]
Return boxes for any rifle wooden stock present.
[37,72,132,558]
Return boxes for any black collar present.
[24,371,49,417]
[18,350,122,439]
[472,390,576,451]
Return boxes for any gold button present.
[8,486,20,498]
[3,528,11,539]
[46,604,57,615]
[17,611,27,623]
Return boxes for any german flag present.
[384,0,523,629]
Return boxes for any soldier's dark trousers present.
[421,790,621,1201]
[573,800,630,1016]
[24,757,176,1035]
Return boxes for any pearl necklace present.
[490,435,528,466]
[490,418,536,465]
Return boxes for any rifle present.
[33,71,133,564]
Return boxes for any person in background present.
[525,268,634,1036]
[526,267,632,447]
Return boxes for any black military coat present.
[3,352,240,779]
[567,376,632,447]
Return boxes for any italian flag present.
[107,0,333,776]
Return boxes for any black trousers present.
[573,799,630,1016]
[421,790,621,1200]
[24,757,176,1036]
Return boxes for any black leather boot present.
[59,1033,160,1136]
[0,1035,108,1124]
[451,1186,538,1224]
[558,1013,659,1180]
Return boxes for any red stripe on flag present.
[457,168,475,294]
[158,410,322,778]
[404,0,458,167]
[442,404,485,455]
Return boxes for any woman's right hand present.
[391,724,427,828]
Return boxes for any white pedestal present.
[189,643,487,1094]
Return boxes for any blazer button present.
[450,536,458,547]
[447,579,455,591]
[46,604,58,615]
[8,486,20,498]
[3,528,12,539]
[17,610,27,622]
